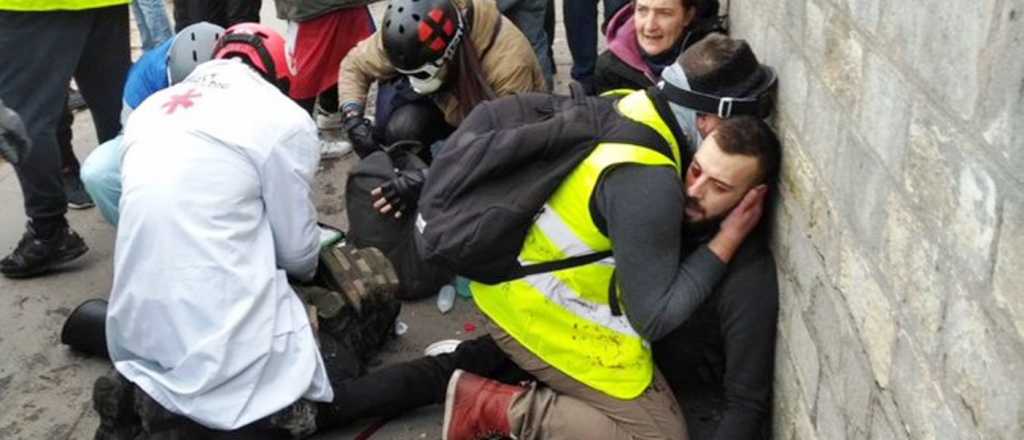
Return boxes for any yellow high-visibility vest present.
[473,89,683,399]
[0,0,130,12]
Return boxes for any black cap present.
[682,35,773,99]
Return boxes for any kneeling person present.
[81,22,224,226]
[103,25,331,435]
[446,113,780,439]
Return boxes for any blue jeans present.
[132,0,173,51]
[497,0,554,90]
[562,0,629,82]
[81,135,124,226]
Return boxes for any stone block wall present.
[727,0,1023,438]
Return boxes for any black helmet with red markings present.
[381,0,465,94]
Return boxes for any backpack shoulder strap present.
[509,250,614,279]
[600,115,676,166]
[568,81,588,101]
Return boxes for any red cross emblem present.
[162,89,202,115]
[418,8,456,53]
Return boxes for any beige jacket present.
[338,0,545,126]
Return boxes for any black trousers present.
[371,78,454,159]
[174,0,263,31]
[317,335,531,430]
[58,97,80,174]
[0,6,130,220]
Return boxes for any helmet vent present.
[412,13,421,21]
[398,6,404,12]
[385,19,391,27]
[399,25,405,33]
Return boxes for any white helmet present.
[166,22,225,85]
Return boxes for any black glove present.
[375,167,428,216]
[342,114,379,158]
[0,99,30,165]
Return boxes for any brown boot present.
[442,369,526,440]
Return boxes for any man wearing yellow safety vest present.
[322,35,779,439]
[440,42,781,439]
[0,0,131,278]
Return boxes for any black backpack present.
[346,146,456,300]
[413,87,674,284]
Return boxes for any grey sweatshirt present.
[591,163,727,341]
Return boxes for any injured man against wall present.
[65,28,782,440]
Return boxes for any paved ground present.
[0,1,601,439]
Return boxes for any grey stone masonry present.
[729,0,1024,438]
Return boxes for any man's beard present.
[683,199,724,240]
[685,216,722,238]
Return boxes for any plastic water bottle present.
[317,225,344,250]
[437,284,456,314]
[454,276,472,299]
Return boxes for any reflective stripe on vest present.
[0,0,129,11]
[616,90,683,172]
[473,90,682,399]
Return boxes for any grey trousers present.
[489,322,689,440]
[497,0,555,89]
[0,6,130,220]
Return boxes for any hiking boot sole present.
[318,245,399,314]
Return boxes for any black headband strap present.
[658,69,777,119]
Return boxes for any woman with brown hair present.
[591,0,725,94]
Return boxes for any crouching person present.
[80,22,224,226]
[440,113,781,438]
[313,116,781,439]
[338,0,545,160]
[94,25,363,439]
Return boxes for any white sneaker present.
[315,106,344,130]
[319,138,353,159]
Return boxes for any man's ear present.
[696,114,718,138]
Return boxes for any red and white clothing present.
[107,59,331,430]
[285,7,375,100]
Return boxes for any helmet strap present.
[217,33,278,81]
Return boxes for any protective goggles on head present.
[657,66,778,119]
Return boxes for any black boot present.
[317,245,402,361]
[1,221,88,278]
[63,170,95,210]
[92,373,142,440]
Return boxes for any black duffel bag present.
[345,146,453,300]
